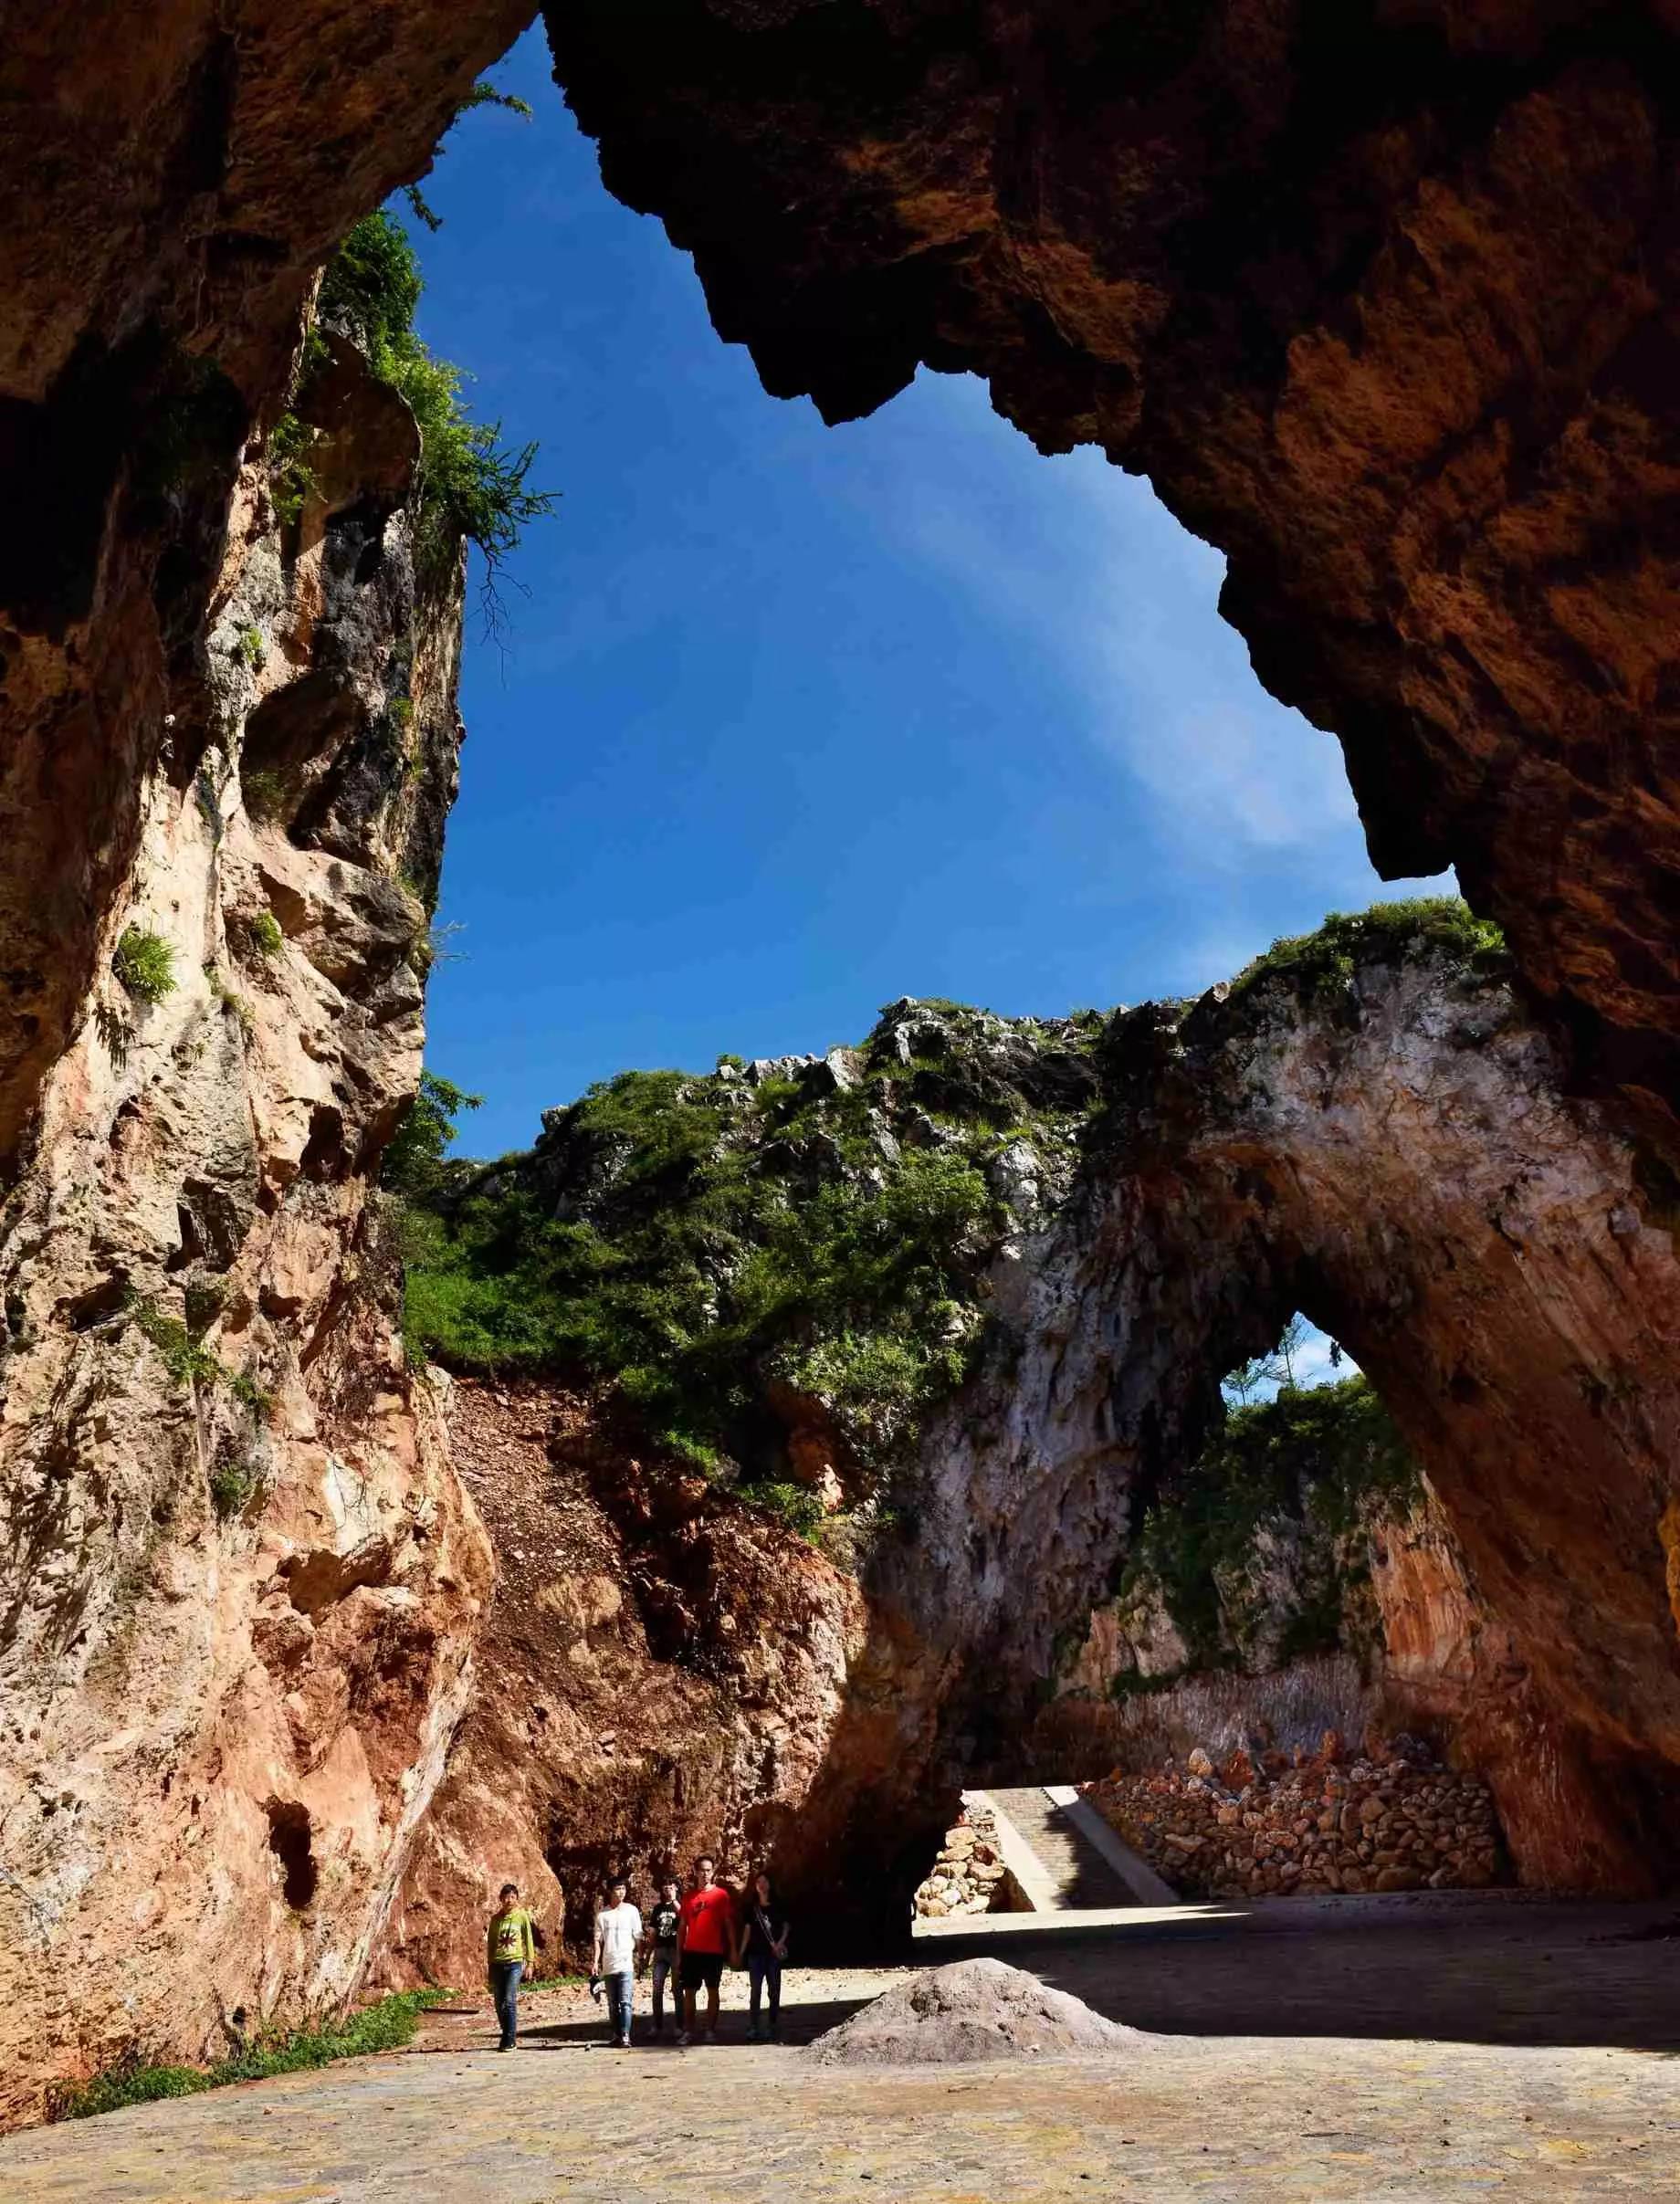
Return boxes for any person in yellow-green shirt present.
[487,1881,537,2051]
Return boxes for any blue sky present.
[409,27,1446,1167]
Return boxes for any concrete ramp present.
[915,1785,1180,1931]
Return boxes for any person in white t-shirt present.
[592,1876,644,2049]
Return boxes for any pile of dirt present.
[808,1957,1149,2066]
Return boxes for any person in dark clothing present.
[646,1876,682,2041]
[741,1870,790,2042]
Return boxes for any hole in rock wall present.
[1026,1313,1403,1787]
[265,1799,318,1910]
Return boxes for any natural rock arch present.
[823,939,1680,1904]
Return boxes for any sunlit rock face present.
[0,0,529,1164]
[0,351,489,2131]
[849,937,1680,1899]
[551,0,1680,1136]
[382,1378,866,1990]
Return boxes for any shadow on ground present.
[915,1893,1680,2054]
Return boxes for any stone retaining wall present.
[1081,1735,1507,1899]
[912,1800,1027,1919]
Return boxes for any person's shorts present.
[680,1950,725,1993]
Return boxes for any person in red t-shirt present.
[675,1852,736,2044]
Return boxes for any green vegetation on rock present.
[1227,897,1506,1005]
[313,211,555,582]
[54,1989,449,2121]
[395,1002,1103,1493]
[1118,1374,1421,1678]
[112,926,176,1005]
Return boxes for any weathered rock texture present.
[858,930,1680,1900]
[1084,1736,1506,1900]
[0,350,488,2129]
[382,1376,866,1988]
[551,0,1680,1135]
[0,0,530,1165]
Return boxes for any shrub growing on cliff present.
[112,925,175,1005]
[314,212,555,593]
[1228,897,1506,1004]
[383,1070,483,1202]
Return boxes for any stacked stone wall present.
[912,1800,1026,1920]
[1082,1736,1507,1900]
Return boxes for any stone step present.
[988,1787,1139,1910]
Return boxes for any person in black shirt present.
[646,1876,682,2040]
[741,1870,790,2042]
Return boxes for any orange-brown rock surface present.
[0,0,529,1163]
[0,344,488,2130]
[382,1378,866,1987]
[551,0,1680,1135]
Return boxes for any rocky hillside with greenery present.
[394,997,1106,1530]
[394,897,1493,1561]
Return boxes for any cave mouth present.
[265,1799,319,1911]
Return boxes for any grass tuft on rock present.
[112,926,176,1005]
[1226,897,1506,1004]
[54,1989,449,2121]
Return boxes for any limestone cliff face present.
[0,0,530,1166]
[0,347,488,2129]
[551,0,1680,1136]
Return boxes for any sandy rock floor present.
[5,1894,1680,2199]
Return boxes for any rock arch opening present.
[803,936,1680,1918]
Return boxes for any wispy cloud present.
[872,375,1421,877]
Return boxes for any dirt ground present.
[5,1892,1680,2200]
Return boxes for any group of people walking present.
[486,1853,791,2052]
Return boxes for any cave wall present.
[0,347,489,2131]
[549,0,1680,1138]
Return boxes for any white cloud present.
[874,375,1382,871]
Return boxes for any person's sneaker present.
[675,2031,690,2047]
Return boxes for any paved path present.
[6,1894,1680,2200]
